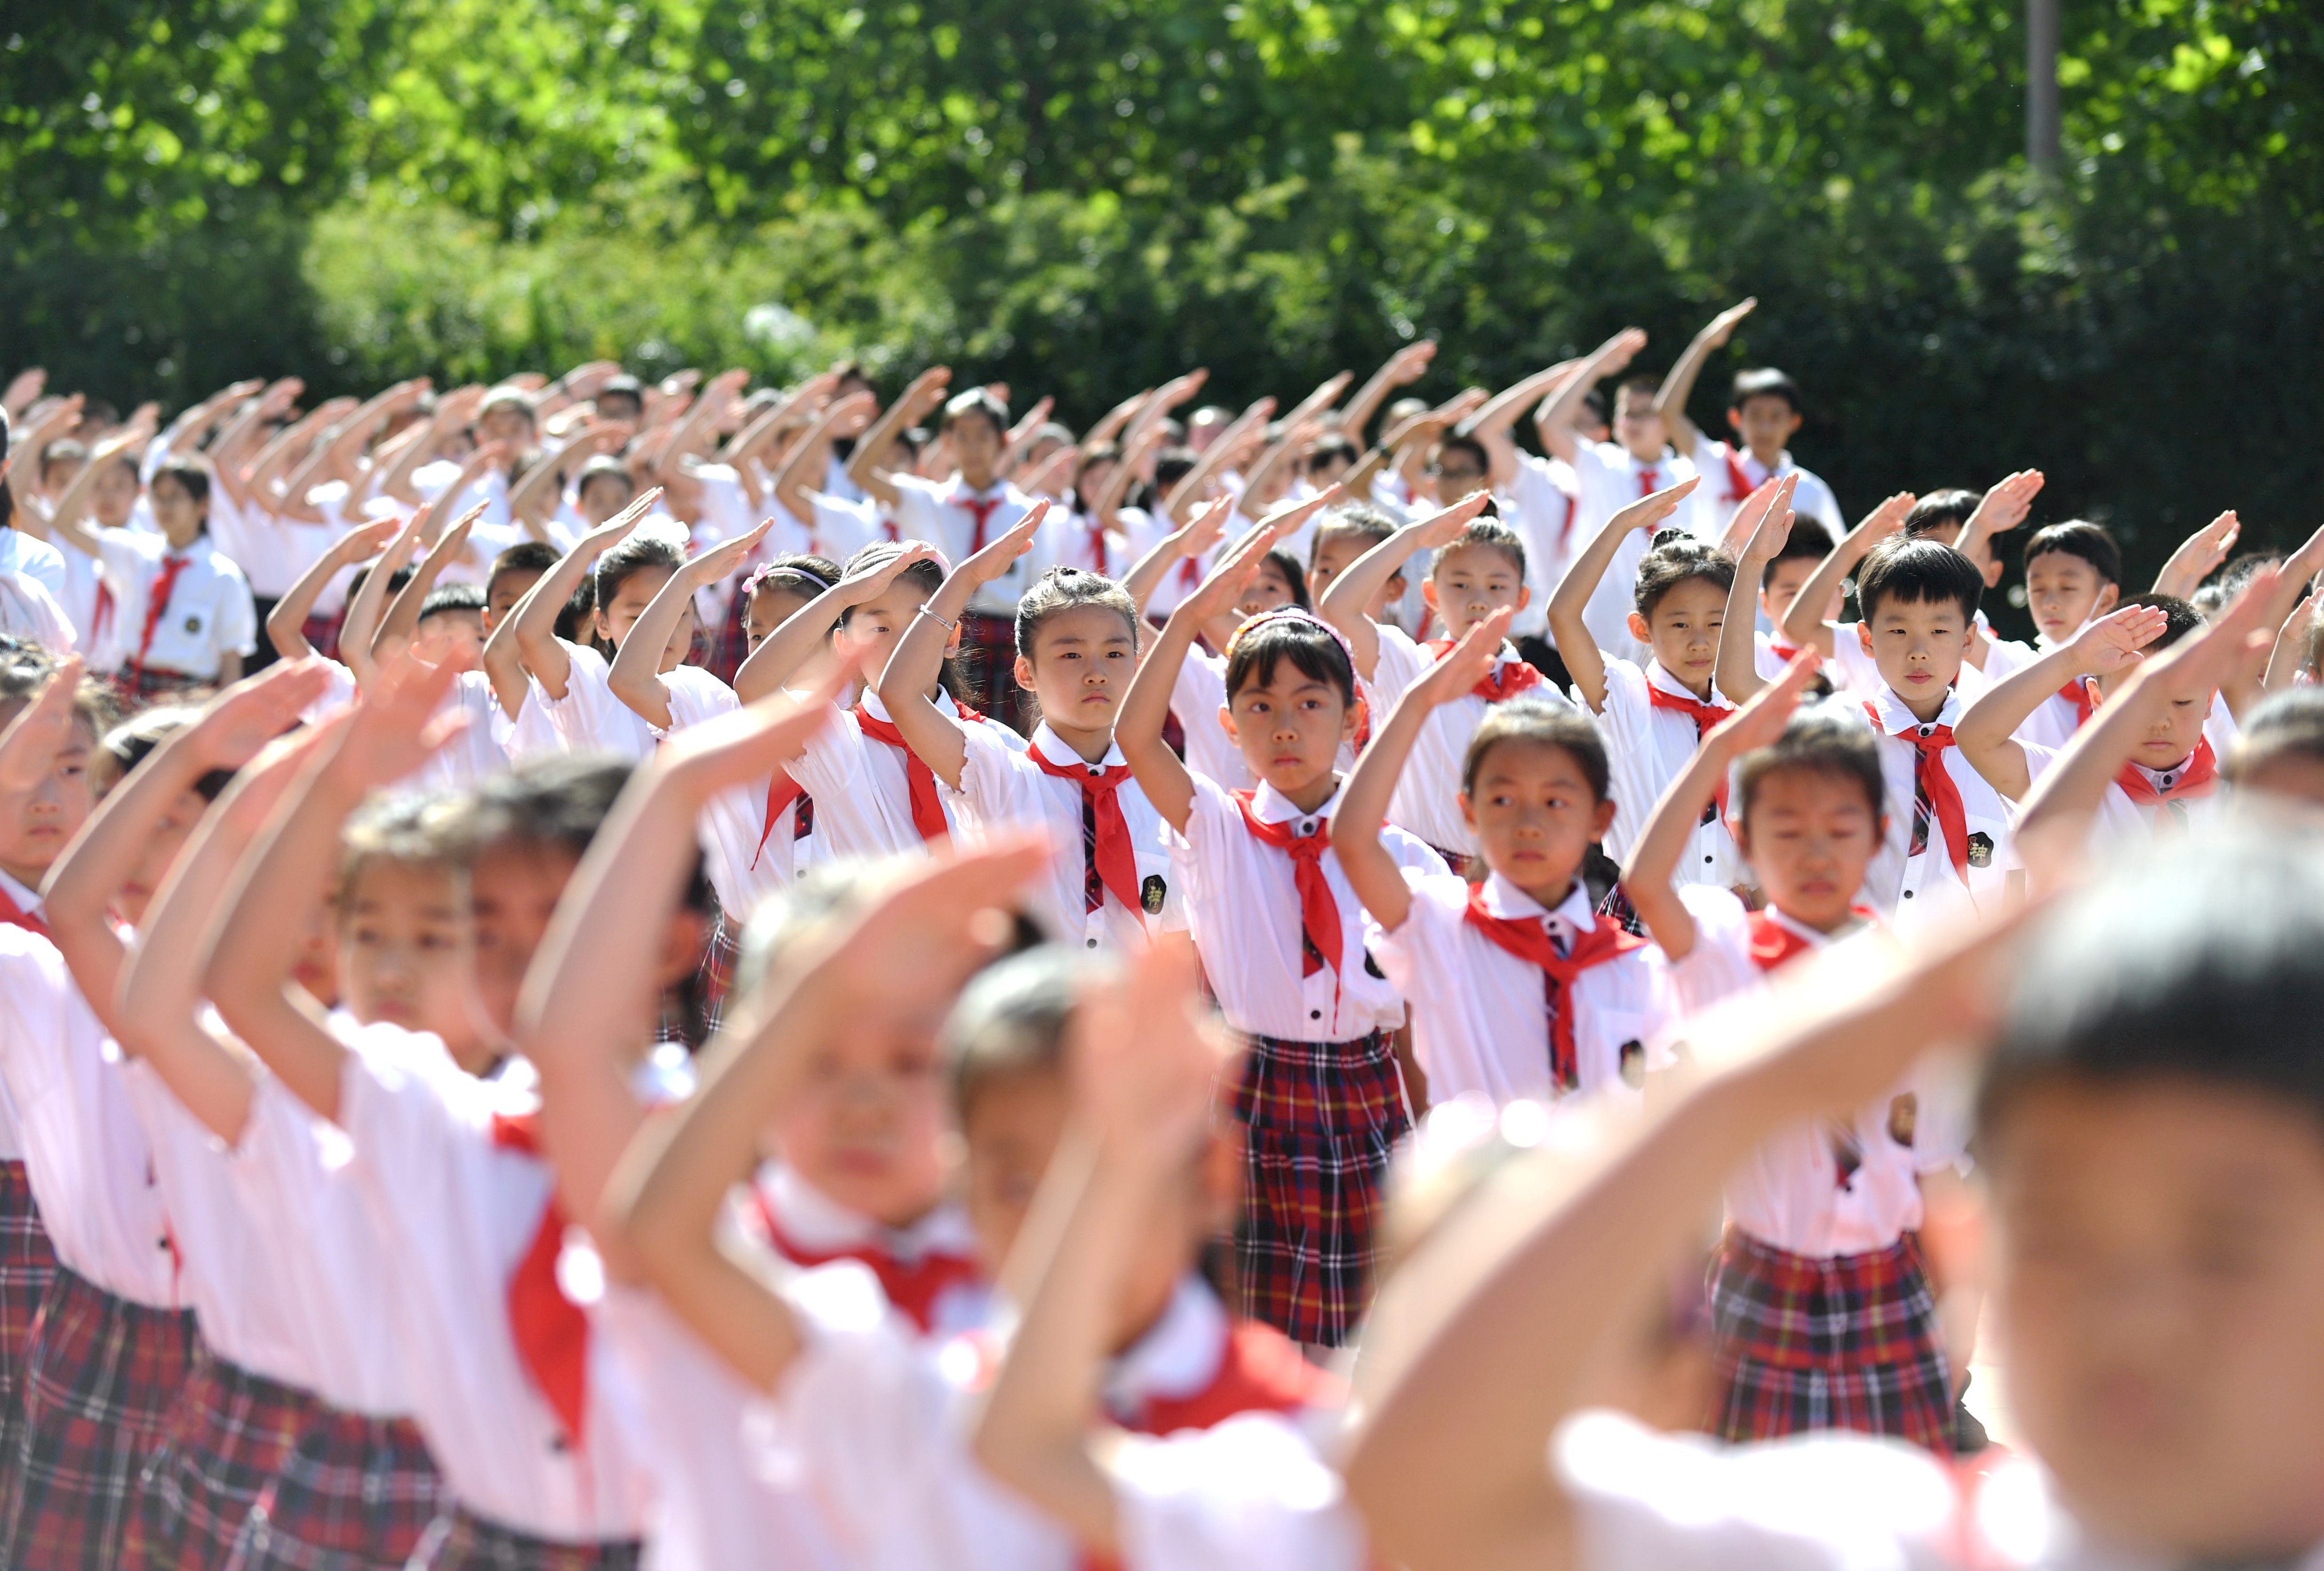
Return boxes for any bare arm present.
[732,539,935,705]
[1955,606,2168,802]
[1548,478,1701,711]
[508,491,660,700]
[874,507,1045,789]
[769,393,875,545]
[1119,496,1228,620]
[2152,510,2241,601]
[607,520,772,727]
[508,422,629,534]
[845,367,952,510]
[1532,328,1646,463]
[371,508,481,666]
[1340,343,1436,447]
[266,518,399,662]
[1711,478,1797,706]
[1162,399,1274,527]
[335,508,428,691]
[1653,299,1756,458]
[1316,491,1490,679]
[1777,491,1917,656]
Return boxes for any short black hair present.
[940,387,1009,438]
[1433,433,1489,476]
[1224,614,1355,709]
[1979,830,2324,1148]
[594,531,684,610]
[1901,489,1981,543]
[1762,518,1835,590]
[491,540,561,585]
[1153,447,1200,493]
[1728,367,1802,414]
[149,457,212,509]
[1579,387,1609,426]
[2111,592,2202,652]
[1014,566,1139,660]
[1632,534,1734,620]
[1304,435,1359,473]
[2023,520,2121,588]
[1433,518,1526,582]
[1460,698,1608,802]
[418,582,487,623]
[1854,536,1983,624]
[1733,704,1885,823]
[1613,375,1662,406]
[1310,502,1399,566]
[2228,687,2324,784]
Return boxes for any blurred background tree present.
[6,0,2321,589]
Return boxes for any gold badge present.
[1140,874,1167,916]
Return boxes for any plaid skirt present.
[696,909,743,1040]
[1709,1228,1952,1453]
[133,1349,317,1571]
[1,1266,197,1570]
[300,612,347,665]
[0,1161,58,1467]
[1228,1029,1409,1347]
[233,1408,447,1570]
[412,1509,643,1571]
[957,613,1025,734]
[1423,844,1480,883]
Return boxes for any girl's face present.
[0,710,94,891]
[1459,739,1615,903]
[1425,542,1528,642]
[1236,560,1301,620]
[149,475,206,547]
[1628,578,1727,693]
[578,475,635,527]
[1222,663,1354,798]
[1734,767,1882,933]
[114,784,210,929]
[774,1010,951,1229]
[337,857,479,1045]
[595,565,692,667]
[745,583,818,656]
[1012,605,1139,734]
[840,577,947,694]
[89,459,139,528]
[960,1068,1074,1271]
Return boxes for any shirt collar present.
[1102,1276,1228,1417]
[761,1163,979,1263]
[1645,661,1719,704]
[0,869,41,918]
[1763,905,1869,949]
[1031,722,1125,772]
[1479,871,1593,932]
[2126,753,2198,791]
[859,687,969,724]
[1868,683,1962,733]
[1248,778,1340,829]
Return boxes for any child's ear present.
[1856,622,1875,655]
[2093,582,2120,618]
[1592,796,1618,841]
[1338,694,1360,743]
[1419,577,1440,614]
[1627,610,1653,644]
[1217,703,1239,743]
[1515,584,1533,612]
[1458,791,1478,831]
[1982,558,2004,589]
[1726,407,1744,435]
[656,909,709,991]
[945,622,965,658]
[1780,409,1802,440]
[1012,653,1037,693]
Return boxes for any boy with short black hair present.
[1654,299,1845,540]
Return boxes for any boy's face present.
[1459,739,1616,902]
[1727,394,1801,460]
[1625,578,1725,693]
[578,474,635,527]
[1613,389,1666,463]
[1429,445,1488,504]
[2026,551,2120,646]
[960,1067,1073,1272]
[413,609,486,670]
[1220,664,1355,795]
[339,857,479,1043]
[1988,1080,2324,1556]
[1424,542,1528,641]
[467,840,579,1037]
[1013,605,1137,731]
[1857,594,1968,716]
[1760,558,1823,627]
[2091,666,2210,773]
[486,568,547,632]
[1734,768,1881,932]
[774,1001,950,1230]
[0,712,93,890]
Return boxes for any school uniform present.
[1664,890,1964,1452]
[1122,507,1215,622]
[1503,452,1582,642]
[1686,436,1845,539]
[947,722,1183,955]
[0,568,75,654]
[1369,871,1667,1109]
[2021,716,2236,847]
[1568,441,1697,666]
[1592,657,1747,884]
[1549,1407,2130,1571]
[50,531,115,667]
[0,878,56,1494]
[886,474,1044,721]
[532,643,658,760]
[1750,630,1815,684]
[91,529,258,694]
[0,924,195,1571]
[1174,775,1442,1345]
[223,1052,451,1571]
[212,485,338,622]
[756,1268,1364,1571]
[785,688,1025,864]
[1036,503,1128,579]
[1856,688,2019,934]
[746,1165,986,1339]
[334,1041,653,1566]
[770,491,875,566]
[1368,624,1571,868]
[0,528,67,609]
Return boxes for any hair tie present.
[1222,606,1358,670]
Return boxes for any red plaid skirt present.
[1,1266,196,1570]
[117,667,214,708]
[0,1161,57,1465]
[696,909,743,1040]
[1708,1228,1952,1453]
[957,613,1027,734]
[413,1508,642,1571]
[301,612,346,664]
[235,1408,448,1569]
[1423,844,1480,883]
[132,1349,317,1571]
[1228,1029,1409,1347]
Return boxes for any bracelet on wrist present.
[916,605,960,634]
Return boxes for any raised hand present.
[1709,649,1821,753]
[2063,603,2170,677]
[1702,297,1758,349]
[1604,474,1703,539]
[1407,488,1494,554]
[325,652,468,789]
[903,366,955,420]
[960,500,1047,586]
[1383,341,1437,386]
[1415,606,1514,706]
[1965,469,2044,541]
[1730,474,1797,561]
[186,661,334,773]
[2153,510,2241,599]
[2,368,46,419]
[689,518,776,583]
[0,657,85,794]
[1596,327,1649,375]
[836,539,945,605]
[1178,509,1299,626]
[1853,491,1918,548]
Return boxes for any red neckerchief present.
[2057,676,2098,731]
[0,884,49,939]
[1461,888,1643,1093]
[748,770,809,870]
[1423,640,1546,704]
[753,1195,983,1336]
[853,698,985,844]
[1645,678,1735,824]
[1086,517,1108,573]
[486,1112,589,1447]
[1862,701,1971,877]
[1767,637,1804,663]
[954,491,1004,554]
[1119,1319,1343,1436]
[1636,464,1658,499]
[1721,445,1754,507]
[1028,747,1145,926]
[1745,907,1876,973]
[1231,791,1339,978]
[129,552,193,688]
[2114,736,2219,808]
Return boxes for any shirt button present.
[1085,938,1099,949]
[1903,889,1915,899]
[1703,854,1714,863]
[1310,1009,1322,1021]
[1918,725,1932,736]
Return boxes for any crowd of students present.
[0,300,2318,1571]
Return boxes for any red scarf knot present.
[754,1197,984,1335]
[1029,747,1146,926]
[954,492,1005,554]
[1460,889,1643,1093]
[1646,679,1735,825]
[2114,736,2219,808]
[1864,702,1971,878]
[1232,791,1341,978]
[1424,639,1547,704]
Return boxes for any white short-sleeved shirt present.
[2021,731,2233,849]
[786,689,1021,863]
[1369,872,1665,1108]
[533,640,657,759]
[215,484,342,601]
[1662,891,1966,1257]
[1502,453,1581,638]
[0,926,177,1305]
[1037,505,1129,580]
[0,527,68,605]
[1172,775,1441,1042]
[120,1058,313,1385]
[1123,507,1216,622]
[654,664,812,921]
[1686,437,1844,541]
[1569,442,1697,666]
[0,569,75,654]
[1553,1409,2099,1571]
[92,530,258,679]
[948,722,1183,954]
[888,476,1045,617]
[1857,688,2019,934]
[338,1045,652,1541]
[1591,656,1746,884]
[760,1268,1362,1571]
[1369,624,1575,858]
[1170,649,1251,793]
[750,1164,988,1340]
[48,532,113,666]
[406,668,513,792]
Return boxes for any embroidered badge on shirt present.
[1140,874,1167,916]
[1966,831,1993,869]
[183,614,202,635]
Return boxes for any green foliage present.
[8,0,2324,593]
